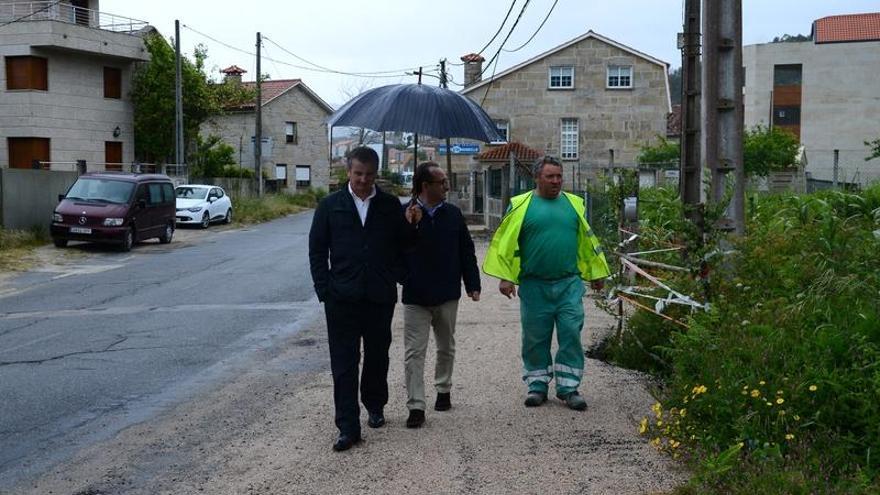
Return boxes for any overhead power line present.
[182,23,430,79]
[503,0,558,53]
[476,0,519,56]
[262,35,433,76]
[480,0,532,106]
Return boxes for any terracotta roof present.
[460,53,485,63]
[220,65,247,74]
[667,104,681,138]
[813,13,880,43]
[227,79,302,110]
[475,141,542,162]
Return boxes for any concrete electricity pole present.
[702,0,745,235]
[679,0,702,231]
[174,20,184,176]
[439,58,453,180]
[254,32,263,196]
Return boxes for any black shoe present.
[332,432,362,452]
[434,392,452,411]
[524,391,547,407]
[367,410,386,428]
[406,409,425,429]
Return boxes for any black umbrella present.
[328,83,503,147]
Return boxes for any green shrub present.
[634,184,880,492]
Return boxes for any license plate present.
[70,226,92,234]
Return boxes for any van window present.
[66,178,134,204]
[135,184,148,203]
[161,183,174,204]
[148,183,163,205]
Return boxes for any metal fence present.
[0,2,148,32]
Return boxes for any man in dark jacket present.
[401,162,481,429]
[309,146,420,451]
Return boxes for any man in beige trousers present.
[402,162,481,428]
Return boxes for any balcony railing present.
[0,2,148,33]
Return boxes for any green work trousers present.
[519,275,585,397]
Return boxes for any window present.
[773,106,801,126]
[8,137,50,169]
[560,119,578,160]
[6,56,48,90]
[493,120,509,143]
[104,67,121,99]
[295,165,311,187]
[489,168,503,197]
[607,65,633,88]
[161,183,175,204]
[276,163,288,186]
[774,64,802,86]
[548,66,574,89]
[285,121,298,144]
[148,183,164,205]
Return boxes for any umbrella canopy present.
[328,84,503,143]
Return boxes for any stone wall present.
[202,84,331,192]
[461,35,670,190]
[0,22,143,168]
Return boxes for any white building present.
[0,0,151,170]
[743,12,880,187]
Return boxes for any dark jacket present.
[401,201,481,306]
[309,186,412,304]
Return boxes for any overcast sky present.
[104,0,878,107]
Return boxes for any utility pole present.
[439,58,453,182]
[254,32,263,196]
[679,0,702,231]
[833,149,839,189]
[702,0,744,235]
[174,20,184,175]
[413,66,422,172]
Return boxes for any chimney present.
[220,65,247,85]
[460,53,485,88]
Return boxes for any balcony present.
[0,2,148,33]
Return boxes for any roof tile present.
[814,13,880,43]
[475,141,542,162]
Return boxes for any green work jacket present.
[482,191,611,284]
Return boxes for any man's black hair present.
[412,161,441,198]
[346,146,380,170]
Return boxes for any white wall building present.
[743,13,880,187]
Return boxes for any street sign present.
[438,143,480,155]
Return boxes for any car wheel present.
[159,222,174,244]
[53,239,68,248]
[223,209,232,224]
[201,212,210,229]
[120,227,134,252]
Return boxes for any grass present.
[0,227,49,272]
[601,185,880,493]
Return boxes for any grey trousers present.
[403,300,459,411]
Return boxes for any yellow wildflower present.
[785,433,795,440]
[776,390,784,395]
[776,398,785,405]
[651,402,662,414]
[672,440,680,449]
[639,417,648,435]
[750,389,760,398]
[759,380,766,385]
[809,385,818,392]
[680,408,687,417]
[793,415,801,421]
[766,401,773,406]
[650,437,661,448]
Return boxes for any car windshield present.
[176,187,209,199]
[66,178,134,204]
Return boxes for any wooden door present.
[8,137,50,169]
[105,141,123,171]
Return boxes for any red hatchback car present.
[50,172,176,251]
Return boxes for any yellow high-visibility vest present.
[482,191,611,284]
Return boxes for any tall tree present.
[668,66,682,105]
[131,34,253,163]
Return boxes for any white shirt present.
[348,183,376,226]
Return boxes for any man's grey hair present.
[532,155,563,177]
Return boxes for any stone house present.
[0,0,151,170]
[202,66,333,192]
[452,30,671,192]
[743,12,880,188]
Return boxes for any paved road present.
[0,212,319,490]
